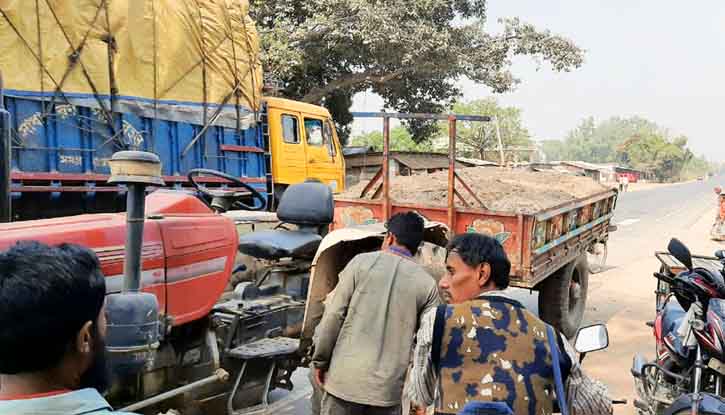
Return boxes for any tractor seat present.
[237,181,333,261]
[238,230,322,260]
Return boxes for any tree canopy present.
[540,116,712,181]
[446,98,532,161]
[251,0,584,143]
[350,126,433,152]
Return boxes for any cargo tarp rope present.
[2,1,260,156]
[42,0,119,142]
[179,0,259,157]
[0,9,73,110]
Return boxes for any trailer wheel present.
[538,253,589,338]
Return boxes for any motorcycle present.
[632,238,725,414]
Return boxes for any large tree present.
[251,0,584,143]
[616,134,697,181]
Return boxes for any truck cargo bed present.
[333,187,617,288]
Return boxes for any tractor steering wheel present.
[187,168,267,212]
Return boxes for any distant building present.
[614,166,652,183]
[526,161,625,183]
[343,151,486,187]
[456,157,499,167]
[557,161,605,182]
[342,146,375,156]
[537,161,652,183]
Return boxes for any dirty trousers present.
[321,392,401,415]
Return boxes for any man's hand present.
[411,404,426,415]
[314,367,327,387]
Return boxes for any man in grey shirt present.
[312,212,440,415]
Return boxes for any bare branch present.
[301,67,413,103]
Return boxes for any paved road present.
[584,177,725,414]
[608,177,720,267]
[614,177,719,225]
[268,177,725,414]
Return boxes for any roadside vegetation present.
[251,0,584,143]
[541,116,712,182]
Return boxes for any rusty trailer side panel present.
[332,188,618,289]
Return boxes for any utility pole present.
[494,116,505,165]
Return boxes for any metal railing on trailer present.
[349,111,491,235]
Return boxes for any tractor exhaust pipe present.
[0,71,11,223]
[122,181,146,291]
[105,151,165,373]
[108,151,165,291]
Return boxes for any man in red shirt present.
[0,241,128,414]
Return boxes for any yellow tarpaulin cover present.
[0,0,262,116]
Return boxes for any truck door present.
[269,110,306,186]
[302,116,344,192]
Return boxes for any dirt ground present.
[273,179,724,415]
[344,167,609,214]
[584,207,722,414]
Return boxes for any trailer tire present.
[538,253,589,338]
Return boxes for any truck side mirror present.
[574,323,609,354]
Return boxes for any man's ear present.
[382,232,396,249]
[76,321,94,355]
[477,263,491,289]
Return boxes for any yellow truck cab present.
[265,97,346,198]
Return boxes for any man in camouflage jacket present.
[406,233,612,415]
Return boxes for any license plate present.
[708,358,725,375]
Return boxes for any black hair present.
[0,241,106,374]
[446,233,511,289]
[385,211,425,253]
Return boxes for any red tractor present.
[0,151,337,414]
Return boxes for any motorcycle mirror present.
[668,238,693,270]
[716,250,725,261]
[574,324,609,354]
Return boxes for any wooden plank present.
[359,167,383,198]
[453,189,470,208]
[454,171,487,209]
[532,213,613,256]
[535,190,616,222]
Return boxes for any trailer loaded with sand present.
[333,162,618,337]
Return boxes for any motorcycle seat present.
[661,300,686,339]
[238,229,322,260]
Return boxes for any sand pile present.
[342,167,610,214]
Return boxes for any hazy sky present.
[351,1,725,161]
